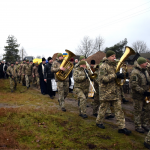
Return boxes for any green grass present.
[0,79,146,149]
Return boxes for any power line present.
[79,0,150,32]
[82,7,150,33]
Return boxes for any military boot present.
[118,128,131,135]
[96,124,105,129]
[135,127,145,133]
[122,98,129,103]
[93,113,98,117]
[61,108,66,112]
[144,142,150,149]
[142,125,150,132]
[80,114,88,119]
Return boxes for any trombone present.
[85,61,97,79]
[84,68,96,93]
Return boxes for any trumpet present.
[85,61,97,80]
[84,68,96,93]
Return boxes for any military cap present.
[57,53,63,58]
[137,57,147,65]
[106,50,116,58]
[10,62,14,64]
[79,61,86,65]
[26,59,29,62]
[79,56,85,61]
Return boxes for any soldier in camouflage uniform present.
[6,62,17,92]
[92,63,100,117]
[20,60,26,86]
[73,61,92,118]
[23,60,33,89]
[32,62,40,88]
[14,61,20,83]
[74,56,85,69]
[96,50,131,135]
[51,53,69,112]
[130,57,150,133]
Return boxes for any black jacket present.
[44,63,55,79]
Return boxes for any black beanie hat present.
[91,60,95,65]
[42,57,46,61]
[48,57,52,61]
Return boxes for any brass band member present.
[6,62,17,92]
[73,61,92,118]
[51,53,69,112]
[130,57,150,133]
[96,50,131,135]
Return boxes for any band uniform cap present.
[42,57,46,61]
[79,56,85,61]
[26,59,29,62]
[57,53,63,58]
[137,57,147,65]
[91,60,95,64]
[79,61,86,66]
[106,50,116,58]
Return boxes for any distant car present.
[24,56,34,62]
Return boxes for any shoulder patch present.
[132,76,137,81]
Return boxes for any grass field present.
[0,79,147,149]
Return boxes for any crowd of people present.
[1,50,150,149]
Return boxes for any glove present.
[143,91,150,96]
[116,72,124,79]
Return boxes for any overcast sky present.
[0,0,150,59]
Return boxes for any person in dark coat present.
[69,58,74,93]
[44,57,56,99]
[0,62,4,78]
[38,57,47,95]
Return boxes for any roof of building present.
[85,51,106,64]
[139,53,150,59]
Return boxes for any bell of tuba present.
[56,49,76,81]
[116,46,135,86]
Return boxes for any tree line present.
[1,35,150,62]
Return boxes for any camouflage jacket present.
[51,59,69,82]
[23,63,32,76]
[32,66,39,77]
[14,64,20,75]
[74,61,80,69]
[98,58,119,101]
[130,61,150,98]
[73,67,91,91]
[6,66,17,77]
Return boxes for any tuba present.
[56,49,76,81]
[116,46,135,86]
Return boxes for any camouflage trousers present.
[93,89,100,114]
[133,98,150,128]
[57,81,69,108]
[75,88,88,115]
[32,77,40,85]
[21,75,25,85]
[9,77,17,90]
[105,105,112,116]
[25,75,32,87]
[96,100,125,129]
[145,131,150,144]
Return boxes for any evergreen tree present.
[3,35,20,62]
[104,38,128,59]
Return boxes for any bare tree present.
[76,36,96,58]
[132,41,150,53]
[20,47,27,60]
[94,35,105,51]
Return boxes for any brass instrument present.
[116,46,135,86]
[85,61,97,80]
[84,68,96,93]
[56,49,76,81]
